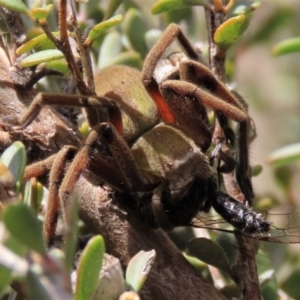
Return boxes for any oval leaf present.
[16,32,58,55]
[98,30,122,68]
[92,254,126,299]
[85,14,123,46]
[30,4,53,20]
[125,250,156,292]
[0,0,28,13]
[0,141,27,194]
[214,14,249,51]
[25,269,57,300]
[45,58,68,74]
[104,0,123,20]
[0,266,12,295]
[152,0,188,14]
[20,49,64,67]
[107,51,143,69]
[3,203,46,254]
[151,0,205,14]
[282,269,300,299]
[64,195,79,273]
[272,37,300,56]
[251,164,263,177]
[219,284,241,299]
[23,179,43,213]
[267,143,300,166]
[123,8,148,55]
[145,29,162,50]
[187,238,232,274]
[75,235,105,300]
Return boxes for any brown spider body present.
[94,66,160,144]
[129,122,216,230]
[17,24,255,244]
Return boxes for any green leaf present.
[92,254,126,299]
[85,15,123,46]
[98,30,122,68]
[25,269,54,300]
[282,269,300,299]
[75,235,105,300]
[3,203,46,254]
[273,166,292,195]
[0,0,28,13]
[231,2,260,16]
[219,284,241,299]
[0,265,12,296]
[125,250,156,292]
[107,51,143,69]
[152,0,188,14]
[267,143,300,166]
[16,32,59,55]
[30,4,53,20]
[144,29,162,51]
[3,230,28,257]
[272,37,300,56]
[104,0,123,20]
[44,59,68,74]
[151,0,206,15]
[251,164,263,177]
[0,141,26,194]
[187,238,232,275]
[123,8,148,56]
[214,14,250,51]
[63,195,79,273]
[20,49,64,67]
[183,253,206,271]
[23,179,43,213]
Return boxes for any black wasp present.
[192,192,300,244]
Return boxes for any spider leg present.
[46,146,77,246]
[23,153,57,181]
[179,59,245,145]
[142,23,201,124]
[57,123,160,238]
[179,60,254,201]
[141,25,212,150]
[160,80,254,202]
[23,146,77,245]
[17,93,123,133]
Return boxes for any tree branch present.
[77,177,227,300]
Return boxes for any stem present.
[204,2,262,299]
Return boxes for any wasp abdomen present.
[213,191,271,234]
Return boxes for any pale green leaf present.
[85,15,123,46]
[125,250,156,292]
[0,0,28,13]
[75,236,105,300]
[272,37,300,56]
[214,14,249,50]
[20,49,64,67]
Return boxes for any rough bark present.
[78,177,226,300]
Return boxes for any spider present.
[19,24,255,245]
